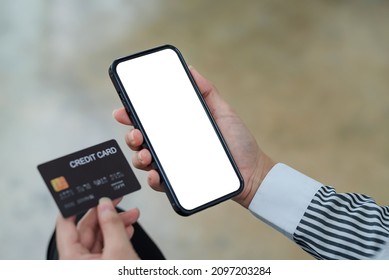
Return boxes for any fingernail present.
[129,130,136,146]
[138,150,144,164]
[188,65,196,72]
[99,197,114,213]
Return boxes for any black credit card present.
[37,139,141,218]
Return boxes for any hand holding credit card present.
[38,139,141,218]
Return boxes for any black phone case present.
[109,44,243,216]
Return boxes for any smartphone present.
[109,45,243,216]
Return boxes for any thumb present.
[189,66,232,118]
[97,197,139,259]
[189,66,214,98]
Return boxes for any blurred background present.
[1,0,389,259]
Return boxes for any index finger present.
[112,108,133,125]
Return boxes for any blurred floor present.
[1,0,389,259]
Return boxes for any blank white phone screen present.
[116,48,241,211]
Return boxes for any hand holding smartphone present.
[109,45,243,215]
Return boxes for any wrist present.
[236,154,276,208]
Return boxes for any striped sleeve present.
[294,185,389,259]
[249,163,389,260]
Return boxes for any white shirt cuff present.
[249,163,323,240]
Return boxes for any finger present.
[77,208,98,249]
[56,214,86,259]
[119,208,140,238]
[113,108,133,125]
[190,66,232,118]
[97,198,139,259]
[124,129,144,151]
[112,196,123,206]
[125,225,135,239]
[78,198,126,254]
[132,149,153,170]
[189,66,215,98]
[119,208,140,227]
[147,170,164,192]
